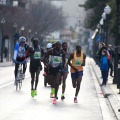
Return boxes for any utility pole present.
[113,0,120,84]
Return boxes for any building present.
[0,0,28,62]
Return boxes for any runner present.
[68,44,86,103]
[44,41,66,104]
[61,42,71,100]
[27,38,44,97]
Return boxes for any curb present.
[91,59,120,120]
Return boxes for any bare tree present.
[0,1,65,36]
[0,6,28,36]
[28,1,65,35]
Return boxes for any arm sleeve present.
[13,44,19,60]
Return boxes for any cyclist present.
[13,36,29,84]
[68,44,86,103]
[61,42,71,100]
[27,38,44,97]
[44,41,66,104]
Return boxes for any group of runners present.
[13,36,86,104]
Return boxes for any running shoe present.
[50,93,54,98]
[34,90,37,96]
[61,95,65,100]
[14,80,17,86]
[31,90,34,97]
[74,98,78,103]
[53,98,57,104]
[22,74,25,79]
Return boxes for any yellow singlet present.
[70,51,84,73]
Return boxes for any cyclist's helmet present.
[33,38,38,42]
[19,36,26,43]
[46,43,52,49]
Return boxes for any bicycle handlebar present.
[14,60,27,64]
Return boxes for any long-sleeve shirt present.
[13,43,29,60]
[100,56,108,71]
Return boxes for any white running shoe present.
[22,74,25,79]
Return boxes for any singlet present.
[70,51,84,73]
[30,46,41,62]
[49,48,63,68]
[29,46,42,68]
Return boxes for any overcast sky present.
[52,0,86,28]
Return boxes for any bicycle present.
[14,61,26,91]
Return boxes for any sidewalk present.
[0,60,14,67]
[90,58,120,120]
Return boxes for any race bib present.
[66,58,68,64]
[52,56,62,63]
[34,52,41,59]
[75,59,82,66]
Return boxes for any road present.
[0,58,117,120]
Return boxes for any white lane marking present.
[0,74,30,89]
[0,81,14,88]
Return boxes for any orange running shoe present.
[50,93,54,98]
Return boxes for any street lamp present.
[102,12,106,20]
[92,28,99,59]
[99,19,104,42]
[104,5,111,14]
[13,23,17,29]
[102,12,106,43]
[28,29,31,45]
[34,32,37,37]
[1,18,5,62]
[21,26,25,36]
[13,23,17,48]
[113,0,120,84]
[104,5,111,47]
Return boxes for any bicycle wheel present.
[16,80,18,91]
[18,80,22,90]
[16,70,20,91]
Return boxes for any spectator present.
[118,46,120,62]
[4,47,8,58]
[108,44,114,77]
[97,42,107,64]
[100,50,109,86]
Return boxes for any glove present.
[13,59,16,63]
[22,60,27,64]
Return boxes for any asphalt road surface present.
[0,58,117,120]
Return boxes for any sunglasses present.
[20,42,25,43]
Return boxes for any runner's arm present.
[81,53,86,66]
[25,47,34,58]
[62,50,66,68]
[43,49,52,66]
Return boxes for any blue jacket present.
[100,56,108,71]
[13,43,29,60]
